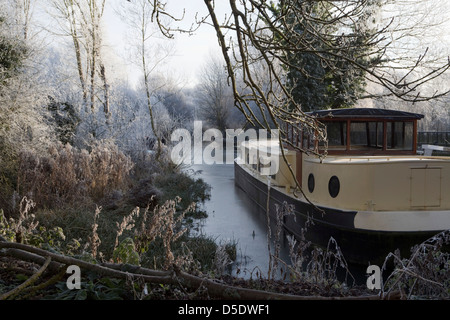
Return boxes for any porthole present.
[328,176,340,198]
[307,173,315,193]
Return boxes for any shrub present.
[16,141,133,209]
[381,230,450,299]
[153,170,210,217]
[0,138,19,216]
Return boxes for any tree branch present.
[0,238,395,300]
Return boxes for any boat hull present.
[234,161,443,265]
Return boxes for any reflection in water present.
[189,146,292,279]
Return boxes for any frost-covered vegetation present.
[1,0,450,300]
[0,0,237,300]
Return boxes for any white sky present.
[102,0,450,90]
[35,0,450,91]
[103,0,229,88]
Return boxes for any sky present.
[103,0,450,90]
[103,0,229,88]
[34,0,450,92]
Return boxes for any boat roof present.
[308,108,424,120]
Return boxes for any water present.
[186,143,367,284]
[189,146,292,279]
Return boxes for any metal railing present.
[417,132,450,147]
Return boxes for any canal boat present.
[234,108,450,265]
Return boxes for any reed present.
[381,230,450,299]
[265,200,355,287]
[16,141,133,210]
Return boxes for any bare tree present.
[196,55,235,133]
[0,0,56,152]
[116,0,183,159]
[198,0,450,184]
[6,0,34,40]
[47,0,110,117]
[204,1,447,119]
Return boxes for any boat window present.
[252,154,258,170]
[302,133,316,151]
[387,121,413,150]
[350,122,367,149]
[308,173,315,193]
[328,176,340,198]
[322,121,347,150]
[350,121,383,150]
[368,122,384,149]
[310,116,417,154]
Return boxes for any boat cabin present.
[286,108,424,156]
[273,108,450,212]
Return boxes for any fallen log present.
[0,241,174,285]
[0,239,397,300]
[0,256,52,300]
